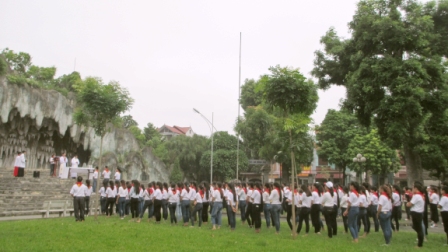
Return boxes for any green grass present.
[0,216,446,252]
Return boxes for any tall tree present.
[316,109,363,184]
[312,0,448,185]
[121,115,138,129]
[74,77,134,220]
[263,65,318,238]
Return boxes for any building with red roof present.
[158,125,195,139]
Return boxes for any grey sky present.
[1,0,358,136]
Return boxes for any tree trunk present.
[289,129,296,239]
[94,135,104,220]
[341,166,346,186]
[403,144,423,186]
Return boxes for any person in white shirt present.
[167,183,179,225]
[321,181,337,238]
[102,166,111,184]
[129,180,141,222]
[201,182,211,224]
[114,168,121,182]
[269,182,283,234]
[211,182,224,230]
[339,186,349,234]
[311,183,323,234]
[58,153,67,178]
[49,154,55,177]
[251,183,262,233]
[70,155,80,179]
[262,183,272,229]
[357,186,369,238]
[343,181,360,243]
[70,176,87,221]
[297,184,311,235]
[191,184,205,227]
[92,167,99,192]
[245,183,254,228]
[391,185,402,232]
[438,186,448,245]
[105,181,116,216]
[84,179,93,216]
[225,183,238,230]
[180,183,191,226]
[285,184,295,230]
[18,151,26,177]
[99,181,108,214]
[238,183,247,224]
[376,185,393,246]
[189,182,197,223]
[429,186,440,227]
[153,182,163,223]
[116,180,128,219]
[162,182,169,221]
[14,151,21,177]
[369,186,380,232]
[406,183,425,248]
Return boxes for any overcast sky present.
[0,0,358,136]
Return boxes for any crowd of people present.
[70,173,448,248]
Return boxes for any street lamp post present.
[353,153,366,183]
[193,108,217,184]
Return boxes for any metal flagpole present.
[236,32,242,181]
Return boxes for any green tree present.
[2,48,31,73]
[121,115,138,129]
[312,0,448,185]
[74,77,134,220]
[169,158,184,182]
[316,109,363,184]
[239,78,264,110]
[128,125,146,147]
[263,65,318,237]
[347,129,401,185]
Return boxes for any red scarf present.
[147,188,151,194]
[243,187,247,193]
[415,192,425,200]
[443,194,448,198]
[381,192,389,199]
[264,188,271,194]
[76,182,82,187]
[351,190,359,197]
[294,189,298,194]
[275,188,281,196]
[199,190,204,198]
[172,189,176,194]
[256,189,262,194]
[372,192,378,198]
[128,188,131,193]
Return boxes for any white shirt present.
[143,189,151,200]
[410,194,425,213]
[213,189,223,202]
[321,192,334,207]
[162,189,168,200]
[14,155,21,167]
[311,191,321,204]
[251,189,262,204]
[189,188,197,201]
[269,189,282,205]
[70,183,87,197]
[378,194,392,212]
[59,156,67,166]
[114,172,121,181]
[50,157,55,165]
[284,188,291,201]
[370,193,379,205]
[153,188,162,200]
[227,191,235,206]
[118,186,128,197]
[392,192,401,207]
[106,187,116,198]
[262,191,270,204]
[129,187,140,199]
[294,192,301,207]
[359,194,368,208]
[100,187,106,197]
[71,157,79,168]
[85,186,93,197]
[348,191,360,207]
[301,195,312,208]
[181,189,189,200]
[195,192,203,203]
[102,170,111,179]
[168,190,178,203]
[20,153,26,168]
[439,195,448,212]
[93,171,98,179]
[340,194,348,208]
[246,189,253,203]
[430,193,439,204]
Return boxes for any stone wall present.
[0,75,169,182]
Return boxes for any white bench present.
[39,200,67,218]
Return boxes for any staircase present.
[0,168,76,217]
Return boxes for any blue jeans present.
[270,204,282,232]
[191,203,203,227]
[379,211,392,244]
[211,202,223,226]
[264,204,272,228]
[118,197,126,217]
[181,200,191,223]
[140,200,154,219]
[348,206,359,239]
[92,179,97,193]
[238,200,246,221]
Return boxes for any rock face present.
[0,75,169,182]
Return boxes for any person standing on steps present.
[102,166,111,185]
[18,150,26,177]
[70,176,87,222]
[92,167,98,192]
[49,154,55,177]
[14,151,21,177]
[58,153,67,178]
[70,155,80,179]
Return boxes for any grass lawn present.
[0,215,446,252]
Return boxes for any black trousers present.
[18,167,24,177]
[297,207,310,234]
[391,206,400,231]
[411,211,424,247]
[441,211,448,234]
[130,198,140,218]
[169,202,177,224]
[245,202,253,226]
[84,196,90,215]
[341,207,349,233]
[430,203,439,223]
[286,205,293,230]
[252,204,261,229]
[162,199,168,220]
[202,202,209,222]
[107,198,115,216]
[358,207,369,233]
[154,199,162,221]
[74,197,85,221]
[323,206,337,238]
[311,204,321,233]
